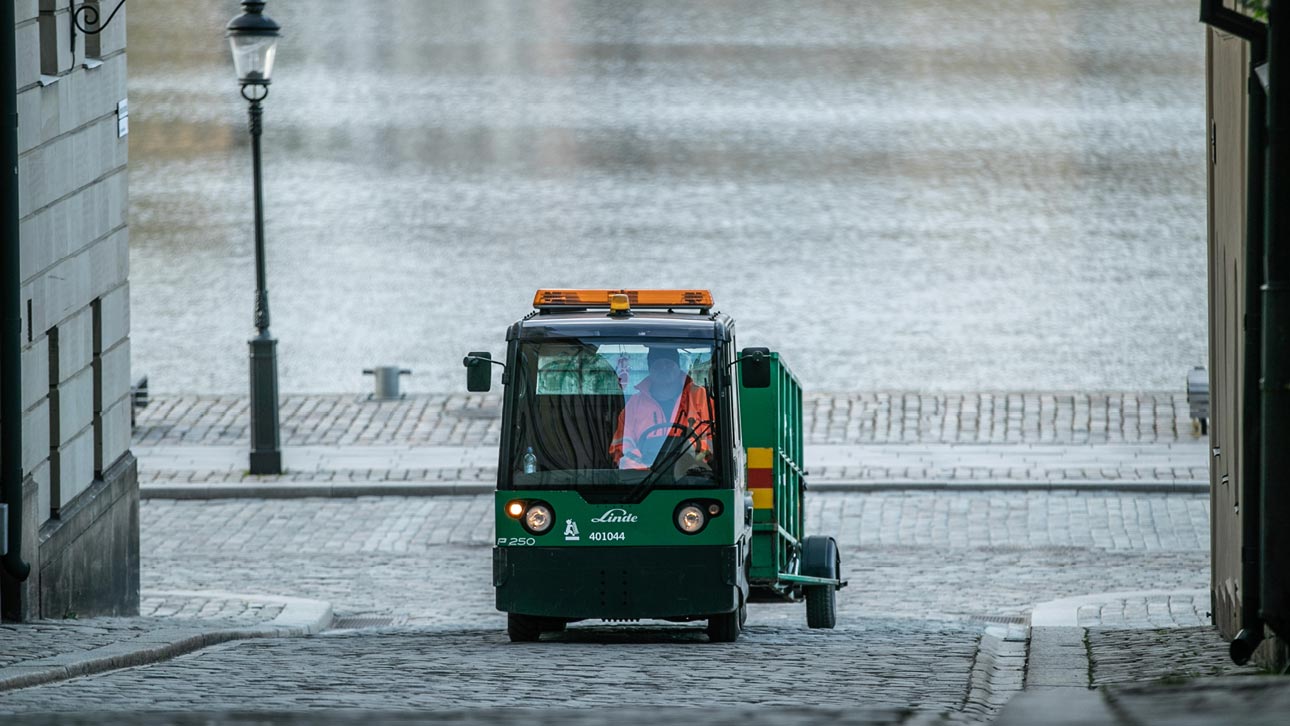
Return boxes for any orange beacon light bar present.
[533,289,714,310]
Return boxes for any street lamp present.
[227,1,282,475]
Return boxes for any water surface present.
[127,0,1207,393]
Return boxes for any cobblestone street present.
[0,490,1211,718]
[0,389,1221,720]
[131,393,1209,489]
[2,377,1221,719]
[1,624,984,712]
[134,392,1197,448]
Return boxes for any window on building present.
[84,1,103,62]
[47,326,61,518]
[92,298,104,478]
[38,7,60,76]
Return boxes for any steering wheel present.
[619,422,691,469]
[620,422,708,467]
[646,421,718,462]
[637,421,703,448]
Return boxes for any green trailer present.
[465,289,845,642]
[740,352,845,627]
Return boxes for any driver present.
[611,346,714,470]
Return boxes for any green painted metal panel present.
[738,352,806,584]
[495,544,743,619]
[495,489,737,548]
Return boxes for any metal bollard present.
[363,366,411,400]
[130,375,149,428]
[1187,366,1209,436]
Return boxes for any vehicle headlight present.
[676,504,706,534]
[524,503,553,534]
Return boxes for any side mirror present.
[464,352,493,392]
[740,347,771,389]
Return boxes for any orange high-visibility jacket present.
[611,376,714,469]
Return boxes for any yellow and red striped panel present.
[747,447,774,509]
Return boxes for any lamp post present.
[227,1,282,475]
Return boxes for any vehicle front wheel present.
[538,617,567,633]
[507,613,542,642]
[707,609,741,643]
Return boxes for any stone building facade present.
[1,0,136,620]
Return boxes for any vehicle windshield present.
[507,337,720,490]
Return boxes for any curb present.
[1021,589,1213,697]
[1024,625,1089,690]
[1029,589,1209,628]
[961,623,1029,720]
[140,481,494,499]
[0,592,333,693]
[139,479,1209,499]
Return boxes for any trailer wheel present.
[707,608,741,643]
[806,586,837,629]
[802,535,840,629]
[507,614,542,642]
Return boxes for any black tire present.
[507,613,542,642]
[538,617,567,633]
[802,535,840,629]
[707,609,740,643]
[806,585,837,629]
[738,601,747,629]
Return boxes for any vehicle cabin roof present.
[509,310,734,342]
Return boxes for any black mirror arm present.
[462,355,507,372]
[725,352,766,370]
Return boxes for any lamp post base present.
[249,449,282,475]
[248,333,282,475]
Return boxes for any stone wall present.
[2,0,135,620]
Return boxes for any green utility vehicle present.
[464,289,845,643]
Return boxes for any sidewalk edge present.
[961,623,1030,720]
[140,482,495,499]
[1030,589,1209,628]
[0,595,332,693]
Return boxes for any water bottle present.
[522,446,537,474]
